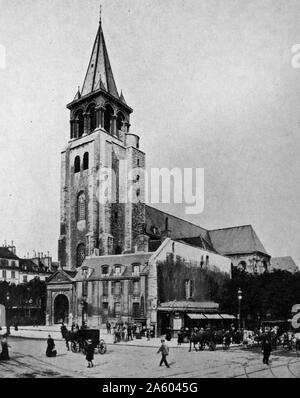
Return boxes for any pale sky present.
[0,0,300,264]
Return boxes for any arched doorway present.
[54,294,69,324]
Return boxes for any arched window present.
[77,192,86,221]
[75,110,84,138]
[104,104,114,133]
[76,243,86,268]
[74,156,81,173]
[83,152,89,170]
[116,112,125,135]
[87,104,96,133]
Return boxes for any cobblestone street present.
[1,337,300,378]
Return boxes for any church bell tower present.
[58,14,147,270]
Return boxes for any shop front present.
[157,300,235,338]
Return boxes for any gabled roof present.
[81,22,119,99]
[270,256,299,273]
[208,225,269,256]
[0,247,19,260]
[176,236,218,254]
[46,269,76,284]
[145,205,210,241]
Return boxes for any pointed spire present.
[119,90,127,105]
[73,86,81,101]
[81,17,119,99]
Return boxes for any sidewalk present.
[4,325,242,350]
[6,326,188,348]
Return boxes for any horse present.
[64,329,82,351]
[188,329,209,351]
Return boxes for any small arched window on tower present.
[116,112,124,138]
[87,103,96,133]
[75,109,84,138]
[77,192,86,221]
[76,243,86,268]
[74,156,81,173]
[83,152,89,170]
[104,104,114,134]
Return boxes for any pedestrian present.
[132,323,137,338]
[177,329,183,345]
[86,340,94,368]
[165,327,172,342]
[262,338,272,365]
[113,326,117,344]
[46,334,57,357]
[128,324,133,341]
[223,331,231,350]
[157,338,170,368]
[0,334,10,360]
[106,320,111,334]
[146,329,151,341]
[60,322,68,339]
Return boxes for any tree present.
[220,269,300,327]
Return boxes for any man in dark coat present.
[127,324,133,341]
[165,327,172,341]
[86,340,94,368]
[0,334,10,360]
[262,338,272,365]
[60,323,68,339]
[46,335,57,357]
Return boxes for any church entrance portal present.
[54,294,69,324]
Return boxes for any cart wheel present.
[98,339,107,354]
[71,342,78,353]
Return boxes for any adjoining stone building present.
[0,243,53,285]
[46,14,275,334]
[47,237,232,335]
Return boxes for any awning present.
[187,314,207,320]
[187,313,234,320]
[203,314,223,320]
[220,314,236,320]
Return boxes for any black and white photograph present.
[1,0,300,382]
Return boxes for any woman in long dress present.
[46,334,57,357]
[0,334,10,360]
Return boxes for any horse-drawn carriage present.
[67,328,107,355]
[189,329,218,351]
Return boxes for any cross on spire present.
[99,3,102,25]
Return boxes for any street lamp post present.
[80,299,86,328]
[6,292,10,335]
[237,288,242,331]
